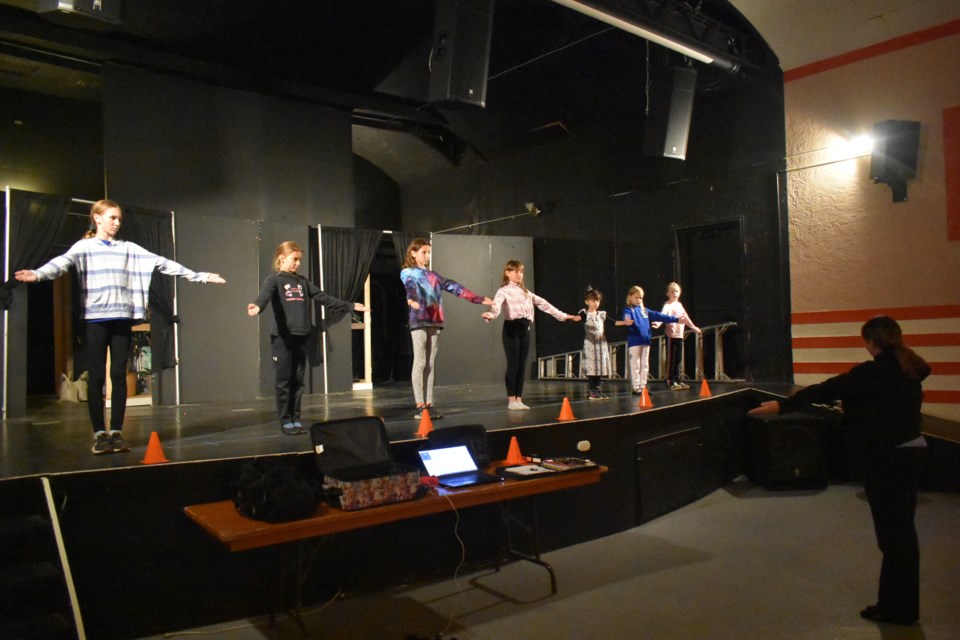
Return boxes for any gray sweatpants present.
[410,327,440,405]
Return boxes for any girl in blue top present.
[400,237,492,420]
[621,285,692,395]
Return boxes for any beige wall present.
[785,31,960,421]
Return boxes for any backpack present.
[232,458,319,522]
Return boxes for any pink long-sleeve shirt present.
[486,282,568,322]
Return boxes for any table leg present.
[499,501,558,595]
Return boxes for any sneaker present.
[517,401,531,410]
[631,389,642,396]
[109,431,131,453]
[92,431,113,455]
[281,422,306,435]
[508,400,524,410]
[599,392,610,400]
[425,405,443,419]
[589,389,602,400]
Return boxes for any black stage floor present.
[1,379,783,481]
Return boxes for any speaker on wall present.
[642,66,697,160]
[428,0,494,108]
[870,120,921,181]
[870,119,920,202]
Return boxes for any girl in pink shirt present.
[654,282,701,390]
[482,260,580,410]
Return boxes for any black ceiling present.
[0,0,777,161]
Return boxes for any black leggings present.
[85,320,133,433]
[665,336,683,385]
[502,319,531,397]
[272,333,309,424]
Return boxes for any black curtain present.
[0,189,72,310]
[320,227,383,327]
[391,231,430,270]
[119,205,177,370]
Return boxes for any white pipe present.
[317,225,328,394]
[550,0,715,64]
[171,210,180,405]
[43,477,87,639]
[3,186,10,419]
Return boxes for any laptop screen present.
[418,445,479,476]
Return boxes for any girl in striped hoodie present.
[15,199,226,455]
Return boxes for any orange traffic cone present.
[639,387,654,408]
[415,408,434,438]
[141,431,169,464]
[556,397,576,421]
[505,436,525,465]
[699,379,712,397]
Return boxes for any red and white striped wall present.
[792,306,960,423]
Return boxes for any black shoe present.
[92,431,113,455]
[860,605,917,626]
[425,405,443,419]
[281,422,307,435]
[631,389,642,396]
[109,431,131,453]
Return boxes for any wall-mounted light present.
[870,120,921,203]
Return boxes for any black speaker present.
[870,120,921,182]
[747,413,827,490]
[643,66,697,160]
[428,0,494,108]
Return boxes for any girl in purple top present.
[482,260,580,410]
[401,237,492,420]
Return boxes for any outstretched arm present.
[14,270,38,283]
[748,400,781,416]
[680,314,701,333]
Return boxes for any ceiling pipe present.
[550,0,741,73]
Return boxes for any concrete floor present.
[141,480,960,640]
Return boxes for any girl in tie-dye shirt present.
[400,237,492,420]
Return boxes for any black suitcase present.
[310,416,421,510]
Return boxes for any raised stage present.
[3,378,916,640]
[0,379,775,481]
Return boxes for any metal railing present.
[537,321,740,382]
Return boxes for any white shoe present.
[517,401,531,410]
[508,400,524,410]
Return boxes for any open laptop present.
[418,445,502,488]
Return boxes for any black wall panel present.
[403,66,790,383]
